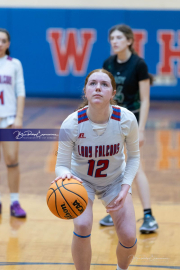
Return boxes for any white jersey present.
[56,105,140,187]
[0,55,25,118]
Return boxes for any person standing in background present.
[0,28,26,218]
[100,24,158,234]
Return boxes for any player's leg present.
[2,140,19,192]
[134,160,151,209]
[72,198,93,270]
[100,158,158,232]
[109,194,137,270]
[135,154,158,233]
[2,140,26,217]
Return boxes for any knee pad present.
[73,231,91,238]
[7,163,19,168]
[119,238,137,249]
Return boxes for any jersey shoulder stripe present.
[78,108,89,124]
[7,56,12,61]
[111,106,121,121]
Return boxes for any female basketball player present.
[0,28,26,217]
[54,69,140,270]
[99,24,158,233]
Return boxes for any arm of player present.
[12,60,26,128]
[139,79,150,147]
[12,96,25,128]
[136,59,150,147]
[122,114,140,187]
[106,184,130,212]
[54,122,82,184]
[106,114,140,212]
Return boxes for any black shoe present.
[99,214,114,226]
[139,215,158,234]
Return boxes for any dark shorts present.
[133,112,139,124]
[116,103,139,124]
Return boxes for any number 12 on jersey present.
[0,91,4,105]
[87,159,109,177]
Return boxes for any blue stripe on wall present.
[1,8,180,99]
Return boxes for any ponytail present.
[6,48,10,56]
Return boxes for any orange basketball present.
[46,178,88,219]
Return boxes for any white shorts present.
[82,174,132,207]
[0,116,16,128]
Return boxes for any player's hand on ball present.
[47,178,88,219]
[51,173,83,184]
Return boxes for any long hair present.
[0,28,10,55]
[109,24,136,54]
[78,69,117,110]
[109,24,154,85]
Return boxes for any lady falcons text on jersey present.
[0,75,12,84]
[78,143,120,158]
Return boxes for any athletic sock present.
[117,265,128,270]
[10,193,19,205]
[144,208,152,216]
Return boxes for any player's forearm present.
[55,166,71,177]
[16,96,25,119]
[121,184,131,194]
[55,140,73,177]
[121,155,140,186]
[139,99,150,131]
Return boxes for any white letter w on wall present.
[47,28,96,76]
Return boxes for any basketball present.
[46,178,88,219]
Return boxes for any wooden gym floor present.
[0,99,180,270]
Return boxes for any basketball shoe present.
[139,214,158,234]
[10,201,26,218]
[99,214,113,226]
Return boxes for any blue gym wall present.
[1,8,180,99]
